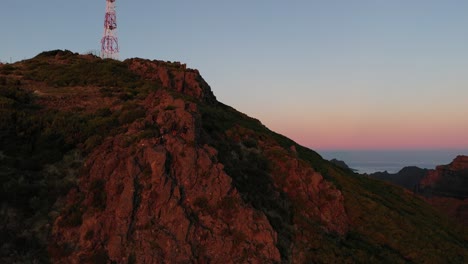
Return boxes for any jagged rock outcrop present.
[418,156,468,225]
[419,156,468,198]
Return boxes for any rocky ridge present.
[418,156,468,225]
[0,50,467,263]
[369,156,468,225]
[419,155,468,198]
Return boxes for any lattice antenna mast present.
[101,0,119,59]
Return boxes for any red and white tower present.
[101,0,119,59]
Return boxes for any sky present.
[2,0,468,151]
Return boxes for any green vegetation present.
[25,50,141,88]
[128,253,137,264]
[118,102,146,124]
[0,64,18,75]
[327,168,467,263]
[22,49,161,100]
[59,202,84,228]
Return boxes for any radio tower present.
[101,0,119,59]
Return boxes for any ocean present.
[318,149,468,174]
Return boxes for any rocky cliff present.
[418,156,468,225]
[1,50,467,263]
[419,155,468,198]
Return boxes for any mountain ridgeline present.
[0,50,466,263]
[369,156,468,226]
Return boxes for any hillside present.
[369,156,468,226]
[0,50,467,263]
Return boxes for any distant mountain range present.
[365,156,468,225]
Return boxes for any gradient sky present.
[2,1,468,150]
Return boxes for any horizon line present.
[314,147,468,152]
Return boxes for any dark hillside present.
[370,166,428,191]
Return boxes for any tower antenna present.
[101,0,119,59]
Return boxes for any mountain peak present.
[124,57,217,104]
[451,155,468,171]
[1,50,467,263]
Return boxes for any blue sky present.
[2,1,468,150]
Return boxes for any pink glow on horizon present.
[316,131,465,150]
[289,128,468,150]
[260,113,468,151]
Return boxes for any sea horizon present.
[317,148,468,174]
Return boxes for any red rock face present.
[418,155,468,225]
[419,155,468,195]
[126,58,216,104]
[419,169,442,189]
[449,155,468,171]
[51,91,280,263]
